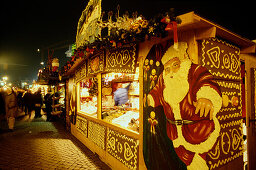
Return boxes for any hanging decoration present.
[160,8,181,49]
[61,7,182,75]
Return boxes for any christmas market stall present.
[62,1,256,170]
[37,57,66,121]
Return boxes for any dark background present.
[0,0,254,83]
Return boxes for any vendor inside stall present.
[114,82,131,106]
[101,67,139,132]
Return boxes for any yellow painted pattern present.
[216,81,240,90]
[208,151,243,169]
[107,129,139,170]
[209,71,241,80]
[220,119,243,129]
[217,112,241,120]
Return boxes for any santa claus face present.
[163,58,191,106]
[164,57,181,78]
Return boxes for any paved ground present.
[0,112,111,170]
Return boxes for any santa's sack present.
[8,117,15,130]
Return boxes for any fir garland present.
[61,8,181,74]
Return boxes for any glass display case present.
[101,68,139,132]
[78,77,98,118]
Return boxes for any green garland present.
[61,8,181,74]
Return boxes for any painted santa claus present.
[147,42,222,170]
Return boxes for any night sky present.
[0,0,255,83]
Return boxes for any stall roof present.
[178,11,255,53]
[62,11,256,77]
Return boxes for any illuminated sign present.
[76,0,102,47]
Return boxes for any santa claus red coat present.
[148,59,222,168]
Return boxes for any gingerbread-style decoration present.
[106,43,137,73]
[200,38,241,81]
[107,129,139,170]
[76,116,88,137]
[199,38,243,169]
[208,122,243,169]
[75,62,87,83]
[87,50,104,75]
[88,121,106,150]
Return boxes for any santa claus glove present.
[195,86,222,120]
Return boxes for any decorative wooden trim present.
[107,128,139,170]
[77,112,139,139]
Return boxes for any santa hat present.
[161,42,188,65]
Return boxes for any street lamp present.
[2,76,8,85]
[3,76,8,81]
[0,81,4,86]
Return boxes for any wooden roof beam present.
[178,11,254,51]
[195,26,216,40]
[241,44,256,54]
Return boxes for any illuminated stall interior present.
[76,66,140,133]
[101,67,139,132]
[78,77,98,118]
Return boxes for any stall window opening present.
[101,67,139,133]
[78,77,98,117]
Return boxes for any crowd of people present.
[0,87,54,131]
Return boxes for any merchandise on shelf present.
[101,68,139,132]
[79,77,98,117]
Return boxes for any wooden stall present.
[62,1,255,169]
[37,61,66,122]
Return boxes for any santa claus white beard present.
[163,59,191,107]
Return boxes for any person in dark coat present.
[17,91,23,110]
[23,90,33,118]
[0,88,6,114]
[0,88,6,122]
[44,90,53,121]
[34,88,43,118]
